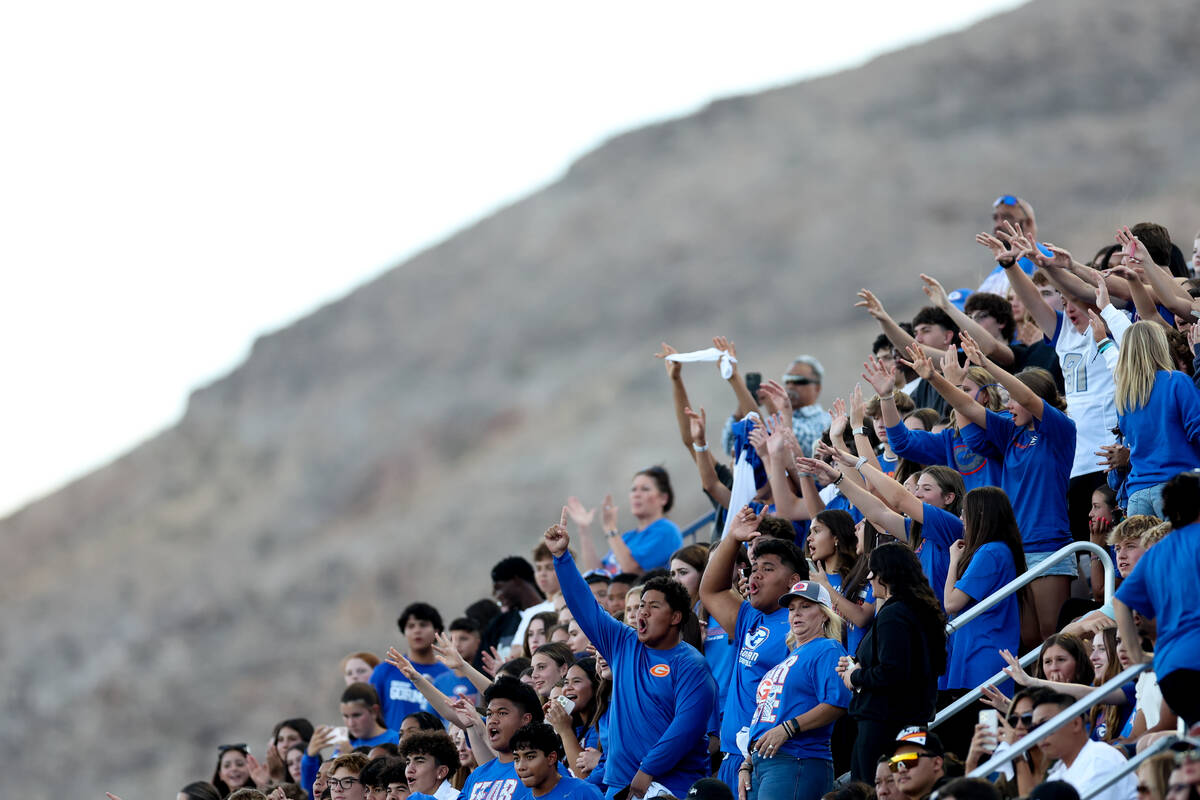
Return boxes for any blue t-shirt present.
[371,659,452,731]
[843,580,874,658]
[961,406,1075,553]
[945,542,1018,690]
[538,775,605,799]
[748,637,851,759]
[1117,371,1200,496]
[457,758,573,800]
[556,551,715,799]
[1115,522,1200,679]
[704,613,735,723]
[601,518,683,574]
[720,604,792,756]
[915,503,963,610]
[352,729,401,749]
[885,422,1003,493]
[434,671,479,707]
[824,493,863,524]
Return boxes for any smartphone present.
[745,372,762,399]
[555,695,576,715]
[979,709,999,752]
[331,726,349,742]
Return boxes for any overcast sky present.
[0,0,1028,516]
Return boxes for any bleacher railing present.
[681,510,717,543]
[1080,733,1199,800]
[967,661,1150,779]
[931,541,1116,729]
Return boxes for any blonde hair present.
[1114,322,1173,414]
[1107,515,1159,546]
[784,602,844,649]
[1141,521,1172,548]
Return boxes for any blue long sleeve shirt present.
[555,551,715,799]
[885,422,1003,493]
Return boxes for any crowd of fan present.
[119,198,1200,800]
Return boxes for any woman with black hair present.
[836,543,947,782]
[211,744,257,797]
[582,466,682,575]
[806,510,872,653]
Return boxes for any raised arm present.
[547,509,624,657]
[384,647,474,726]
[861,356,903,428]
[430,634,495,697]
[900,344,988,428]
[921,273,1014,365]
[684,406,731,508]
[762,419,812,521]
[655,342,700,456]
[857,459,924,523]
[857,289,933,358]
[798,451,907,540]
[1108,264,1169,330]
[1117,227,1196,318]
[977,228,1058,337]
[700,505,762,634]
[599,494,645,574]
[714,336,760,421]
[959,331,1044,420]
[567,496,602,571]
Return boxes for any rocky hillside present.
[4,0,1199,795]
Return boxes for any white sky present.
[0,0,1028,516]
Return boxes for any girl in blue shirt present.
[903,334,1076,645]
[1113,321,1200,518]
[804,510,873,655]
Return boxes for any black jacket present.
[848,596,940,724]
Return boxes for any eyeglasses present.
[328,777,363,790]
[218,743,248,753]
[783,376,817,385]
[1007,712,1035,728]
[993,195,1019,207]
[888,752,936,772]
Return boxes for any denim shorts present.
[1026,549,1079,577]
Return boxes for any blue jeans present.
[748,753,833,800]
[1127,483,1166,519]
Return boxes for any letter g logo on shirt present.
[649,664,671,678]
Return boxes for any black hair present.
[565,657,600,724]
[498,657,530,678]
[367,742,399,757]
[398,730,461,772]
[752,537,809,581]
[937,777,1003,800]
[827,782,876,800]
[757,516,799,542]
[583,572,611,586]
[402,711,443,733]
[868,543,948,675]
[636,465,675,513]
[509,722,565,760]
[464,598,501,628]
[1162,472,1200,529]
[360,756,392,790]
[491,556,537,586]
[813,509,858,584]
[872,333,895,355]
[272,718,314,745]
[609,572,639,588]
[340,682,381,707]
[483,676,544,723]
[1029,688,1078,715]
[179,783,222,800]
[1028,781,1082,800]
[376,757,408,787]
[211,746,255,796]
[911,305,960,337]
[641,575,693,620]
[963,292,1016,341]
[398,602,444,634]
[448,616,480,635]
[635,568,670,585]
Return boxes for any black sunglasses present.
[1007,713,1035,728]
[218,743,248,753]
[784,377,817,386]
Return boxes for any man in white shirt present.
[1033,690,1137,800]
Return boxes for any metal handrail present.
[930,541,1115,729]
[1080,734,1200,800]
[680,510,716,543]
[967,661,1150,778]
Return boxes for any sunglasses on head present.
[993,195,1019,207]
[218,743,248,753]
[888,752,936,772]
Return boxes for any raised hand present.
[713,335,739,360]
[900,344,936,381]
[999,220,1035,259]
[1095,272,1111,309]
[1035,242,1074,271]
[941,347,967,386]
[975,231,1008,260]
[684,406,707,446]
[600,494,618,533]
[828,397,849,439]
[267,789,288,800]
[855,288,888,321]
[447,696,485,730]
[430,634,467,672]
[999,648,1036,687]
[544,698,572,731]
[861,356,896,397]
[246,753,271,788]
[759,379,793,417]
[564,496,596,528]
[386,646,420,679]
[1086,310,1109,344]
[545,507,572,557]
[726,505,764,544]
[979,683,1011,712]
[919,273,950,309]
[796,456,839,485]
[958,331,986,367]
[1189,321,1200,349]
[849,383,866,429]
[1115,226,1156,266]
[480,646,505,677]
[654,342,681,379]
[816,441,857,469]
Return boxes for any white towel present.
[721,449,759,539]
[665,347,738,380]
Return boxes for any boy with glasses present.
[329,753,370,800]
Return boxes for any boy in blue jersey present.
[700,505,808,794]
[456,677,548,800]
[511,723,604,799]
[373,603,452,731]
[546,508,717,800]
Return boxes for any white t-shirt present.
[1135,671,1163,728]
[1047,739,1137,800]
[1052,313,1118,477]
[507,600,555,659]
[434,779,458,800]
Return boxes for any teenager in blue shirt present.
[510,723,604,800]
[903,334,1076,643]
[1112,322,1200,517]
[700,505,808,795]
[372,603,452,732]
[742,581,850,800]
[547,509,716,799]
[455,677,551,800]
[1115,472,1200,728]
[597,468,683,575]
